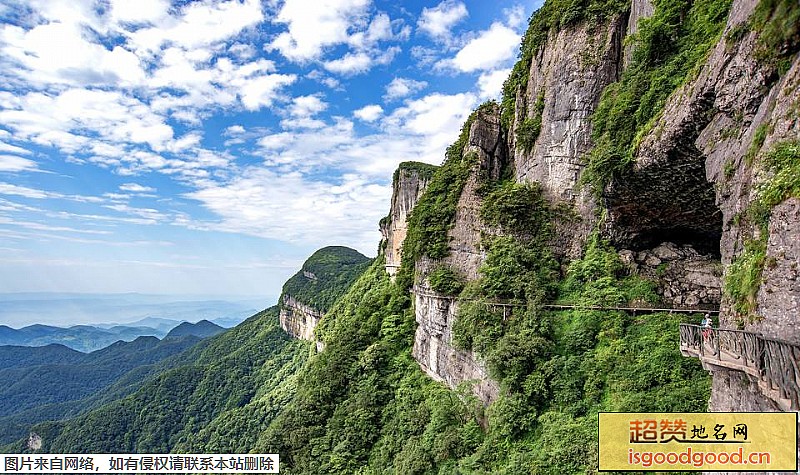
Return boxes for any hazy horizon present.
[0,292,277,328]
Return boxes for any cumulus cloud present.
[417,0,468,41]
[187,169,389,251]
[478,68,511,99]
[384,77,428,101]
[0,155,38,172]
[289,95,328,118]
[323,46,400,75]
[267,0,371,62]
[442,22,521,72]
[126,0,264,54]
[353,104,383,122]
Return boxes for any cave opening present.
[604,153,723,258]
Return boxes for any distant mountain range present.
[0,323,162,353]
[0,323,225,445]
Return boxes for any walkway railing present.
[411,286,719,315]
[680,324,800,410]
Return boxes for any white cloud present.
[353,104,383,122]
[104,203,167,222]
[119,183,156,193]
[289,95,328,118]
[109,0,170,25]
[0,155,38,172]
[417,0,468,41]
[127,0,264,54]
[186,169,388,252]
[280,117,328,130]
[0,141,31,155]
[267,0,371,62]
[384,92,476,140]
[384,77,428,100]
[0,21,146,88]
[323,46,400,75]
[237,74,297,111]
[478,68,511,99]
[0,217,112,235]
[443,22,521,72]
[225,125,246,135]
[307,70,341,89]
[0,88,174,153]
[182,90,480,252]
[0,182,104,203]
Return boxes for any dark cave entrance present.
[604,151,723,258]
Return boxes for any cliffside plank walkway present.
[411,286,718,315]
[680,324,800,411]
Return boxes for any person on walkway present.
[701,313,713,340]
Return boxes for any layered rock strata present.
[380,165,433,277]
[279,294,323,342]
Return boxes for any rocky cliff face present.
[408,105,505,403]
[386,0,798,425]
[510,13,627,259]
[412,289,500,404]
[279,294,323,342]
[620,242,722,308]
[380,164,434,277]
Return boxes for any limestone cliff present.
[380,163,435,277]
[370,0,800,441]
[602,0,799,424]
[279,294,323,342]
[407,104,506,404]
[510,13,627,259]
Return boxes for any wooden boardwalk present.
[680,324,800,411]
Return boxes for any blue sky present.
[0,0,542,299]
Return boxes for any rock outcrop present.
[620,242,722,309]
[380,163,435,277]
[412,289,499,405]
[599,0,799,462]
[279,294,323,342]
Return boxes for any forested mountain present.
[2,307,306,453]
[280,246,372,311]
[164,320,225,339]
[0,335,204,445]
[4,0,799,471]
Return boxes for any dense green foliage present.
[3,307,306,453]
[501,0,629,128]
[164,320,225,339]
[281,246,371,311]
[392,161,438,184]
[749,0,800,73]
[582,0,733,193]
[261,238,706,473]
[0,335,202,445]
[0,323,170,353]
[725,141,800,321]
[427,266,465,295]
[515,91,545,152]
[0,344,83,369]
